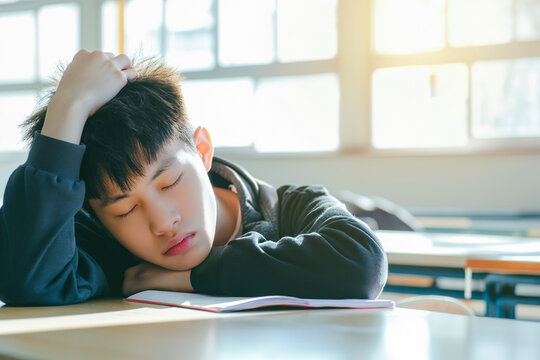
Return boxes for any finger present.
[124,68,139,81]
[103,52,115,59]
[112,53,133,70]
[72,49,89,60]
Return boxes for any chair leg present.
[498,284,517,319]
[484,280,497,317]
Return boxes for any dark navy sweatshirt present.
[0,133,388,305]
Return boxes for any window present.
[102,0,340,153]
[2,0,535,155]
[372,0,540,150]
[0,0,80,151]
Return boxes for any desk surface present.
[377,230,540,268]
[1,298,539,360]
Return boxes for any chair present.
[395,295,475,316]
[335,191,423,231]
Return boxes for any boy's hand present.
[122,262,193,297]
[42,49,138,145]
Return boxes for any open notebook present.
[125,290,395,313]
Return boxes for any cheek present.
[92,208,150,256]
[103,217,146,251]
[193,169,217,220]
[177,164,216,217]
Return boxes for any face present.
[89,136,217,271]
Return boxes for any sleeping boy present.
[0,50,387,305]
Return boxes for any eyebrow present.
[100,156,177,208]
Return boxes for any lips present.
[163,232,195,256]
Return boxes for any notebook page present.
[127,291,264,309]
[126,290,395,312]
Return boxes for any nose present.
[146,197,181,236]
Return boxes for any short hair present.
[22,56,194,203]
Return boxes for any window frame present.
[112,0,342,155]
[0,0,101,154]
[368,0,540,156]
[1,0,539,159]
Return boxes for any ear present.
[193,126,214,172]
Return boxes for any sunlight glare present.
[38,3,79,81]
[472,58,540,139]
[0,92,36,150]
[219,0,275,66]
[0,12,35,83]
[277,0,338,62]
[182,78,255,147]
[449,0,512,47]
[254,74,339,152]
[374,0,445,54]
[372,64,468,149]
[125,0,162,57]
[101,1,119,54]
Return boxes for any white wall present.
[2,146,539,211]
[1,0,538,213]
[0,153,27,205]
[223,153,540,212]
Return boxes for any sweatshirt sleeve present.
[0,133,110,305]
[191,185,388,299]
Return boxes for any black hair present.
[21,57,194,205]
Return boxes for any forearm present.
[0,134,109,305]
[122,263,193,296]
[191,185,388,299]
[193,222,387,299]
[41,96,88,144]
[158,269,193,293]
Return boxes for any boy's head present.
[22,56,218,271]
[24,58,195,201]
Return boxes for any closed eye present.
[117,205,137,219]
[115,174,182,219]
[162,174,183,190]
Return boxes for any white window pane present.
[166,31,214,71]
[374,0,445,54]
[0,92,37,150]
[166,0,214,70]
[0,12,35,83]
[372,64,468,149]
[277,0,337,62]
[102,1,119,53]
[125,0,162,57]
[182,78,255,147]
[517,0,540,41]
[254,74,339,152]
[39,3,79,81]
[449,0,513,47]
[472,58,540,139]
[166,0,213,32]
[219,0,275,66]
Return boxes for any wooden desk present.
[1,299,540,359]
[464,256,540,299]
[464,257,540,318]
[465,257,540,275]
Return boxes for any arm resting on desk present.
[192,185,388,299]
